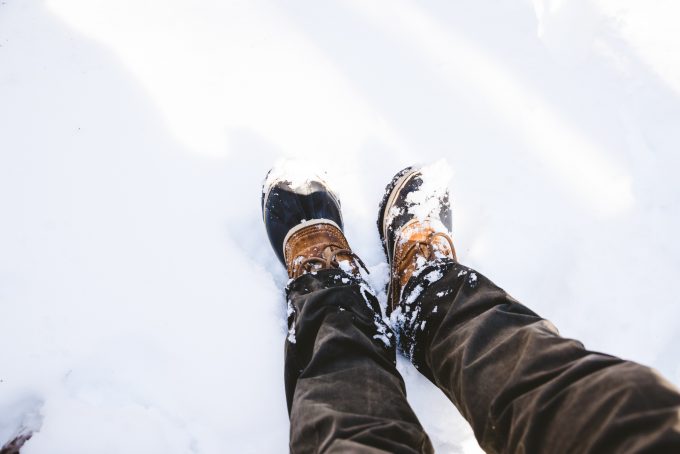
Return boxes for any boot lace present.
[400,232,455,271]
[299,244,368,275]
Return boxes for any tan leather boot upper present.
[284,221,363,279]
[388,219,456,310]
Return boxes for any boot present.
[377,166,456,311]
[262,168,365,279]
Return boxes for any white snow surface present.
[2,0,680,452]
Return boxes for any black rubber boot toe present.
[262,170,344,266]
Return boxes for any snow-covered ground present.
[2,0,680,452]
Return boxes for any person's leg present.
[285,270,432,453]
[262,168,432,453]
[402,261,680,453]
[0,434,31,454]
[379,165,680,453]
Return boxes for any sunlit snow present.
[2,1,680,453]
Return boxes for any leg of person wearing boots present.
[379,166,680,453]
[262,171,433,453]
[0,434,31,454]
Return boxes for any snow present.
[404,286,425,307]
[264,159,331,193]
[424,270,444,284]
[336,260,354,276]
[2,0,680,453]
[406,161,453,222]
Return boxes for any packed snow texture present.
[405,161,452,222]
[2,0,680,452]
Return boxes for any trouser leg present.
[399,260,680,453]
[0,435,31,454]
[285,270,433,453]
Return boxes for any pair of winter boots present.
[261,166,456,312]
